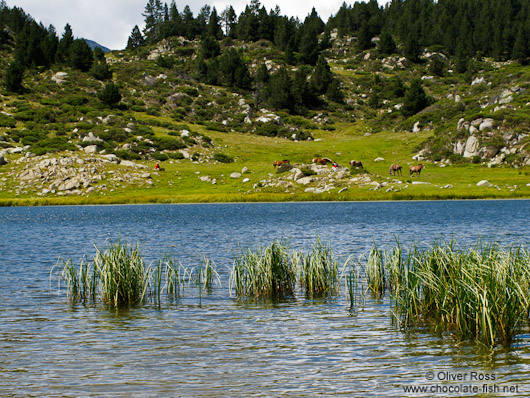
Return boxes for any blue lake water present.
[1,200,530,397]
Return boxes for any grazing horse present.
[389,164,402,176]
[349,160,363,168]
[273,159,290,168]
[312,157,332,165]
[409,164,425,177]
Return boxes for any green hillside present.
[0,1,529,205]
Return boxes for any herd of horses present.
[273,158,425,176]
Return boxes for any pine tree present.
[310,55,333,94]
[378,30,395,56]
[142,0,164,43]
[127,25,145,50]
[98,82,121,107]
[57,23,73,63]
[265,67,292,110]
[207,7,223,39]
[221,6,237,38]
[68,39,93,72]
[402,78,431,117]
[5,60,24,93]
[291,66,314,112]
[326,79,344,103]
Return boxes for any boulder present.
[463,136,479,158]
[374,157,385,162]
[83,145,98,154]
[479,118,494,131]
[412,121,421,133]
[82,132,103,143]
[51,72,68,84]
[296,176,314,185]
[477,180,492,187]
[230,172,242,179]
[0,155,7,166]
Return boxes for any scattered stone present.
[374,157,385,162]
[242,178,250,183]
[477,180,492,187]
[83,145,98,154]
[230,172,242,179]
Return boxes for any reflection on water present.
[1,201,530,397]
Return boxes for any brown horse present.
[312,157,332,165]
[389,164,402,176]
[409,164,425,176]
[273,160,290,168]
[349,160,363,168]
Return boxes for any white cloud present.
[6,0,390,50]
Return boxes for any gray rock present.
[230,172,242,179]
[479,118,494,131]
[296,176,314,185]
[0,155,7,166]
[463,136,479,158]
[83,145,98,154]
[476,180,492,187]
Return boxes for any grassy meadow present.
[2,122,529,206]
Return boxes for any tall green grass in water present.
[230,238,348,299]
[378,241,530,346]
[297,238,348,296]
[229,240,296,298]
[93,241,150,306]
[54,241,200,307]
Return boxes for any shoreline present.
[1,190,529,207]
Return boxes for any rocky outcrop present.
[6,154,154,197]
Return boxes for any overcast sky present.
[6,0,390,50]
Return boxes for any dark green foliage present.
[378,30,396,56]
[264,67,292,110]
[152,136,186,151]
[213,152,234,163]
[152,152,169,161]
[168,152,185,160]
[4,60,24,93]
[127,25,145,50]
[310,55,333,95]
[56,24,74,63]
[428,57,446,77]
[402,79,431,117]
[200,34,220,59]
[326,79,344,103]
[31,136,77,155]
[115,150,142,161]
[155,55,175,68]
[8,129,46,145]
[0,113,16,128]
[69,39,94,72]
[217,48,252,88]
[97,83,122,107]
[89,60,112,81]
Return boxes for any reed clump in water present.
[379,241,530,346]
[229,240,296,298]
[297,238,346,296]
[230,238,348,299]
[54,241,203,307]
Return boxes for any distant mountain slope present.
[84,39,110,53]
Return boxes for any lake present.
[1,200,530,397]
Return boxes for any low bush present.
[213,152,233,163]
[31,136,77,155]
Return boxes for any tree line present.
[133,0,530,64]
[0,1,113,94]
